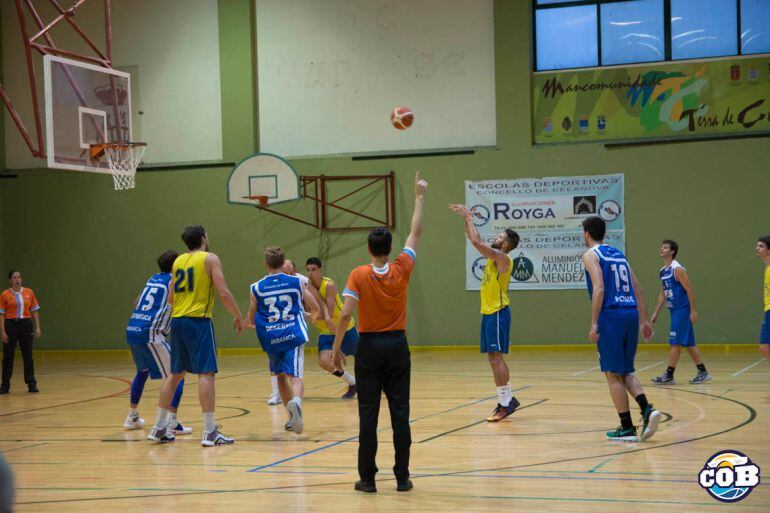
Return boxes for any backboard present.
[44,55,132,174]
[227,154,300,206]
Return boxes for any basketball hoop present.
[242,195,269,206]
[90,142,147,190]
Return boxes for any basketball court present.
[1,1,769,512]
[2,348,768,511]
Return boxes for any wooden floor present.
[1,347,768,512]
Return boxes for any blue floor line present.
[246,386,532,473]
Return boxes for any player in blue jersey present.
[248,246,320,435]
[582,216,660,442]
[124,250,191,435]
[649,240,710,385]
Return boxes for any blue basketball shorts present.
[761,310,770,345]
[597,308,639,375]
[669,308,696,347]
[318,326,359,355]
[169,317,218,374]
[129,341,171,379]
[268,344,305,377]
[480,306,511,354]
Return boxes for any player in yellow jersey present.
[306,257,358,399]
[148,225,245,447]
[450,204,521,422]
[756,236,770,359]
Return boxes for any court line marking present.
[571,365,599,376]
[246,386,531,472]
[0,441,48,454]
[634,360,665,372]
[0,375,130,418]
[418,399,549,443]
[12,381,761,506]
[731,358,766,377]
[419,386,756,480]
[657,395,705,436]
[262,487,770,508]
[587,454,617,473]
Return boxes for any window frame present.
[532,0,756,71]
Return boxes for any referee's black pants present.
[355,330,411,483]
[2,319,36,388]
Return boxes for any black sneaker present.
[354,480,377,493]
[689,371,712,384]
[0,386,8,395]
[397,480,413,492]
[641,405,661,441]
[28,385,39,393]
[651,373,674,385]
[341,384,357,399]
[605,425,638,442]
[486,396,520,422]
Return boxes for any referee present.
[333,171,427,493]
[1,270,42,394]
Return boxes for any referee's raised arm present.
[405,171,428,252]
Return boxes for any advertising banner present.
[465,174,624,290]
[533,56,770,144]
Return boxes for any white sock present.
[167,412,178,427]
[129,407,139,417]
[203,411,216,433]
[270,375,278,395]
[155,407,170,428]
[290,396,302,407]
[504,383,513,405]
[342,371,356,386]
[496,386,509,407]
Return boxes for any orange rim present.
[242,195,269,206]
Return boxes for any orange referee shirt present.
[343,248,416,333]
[0,288,40,320]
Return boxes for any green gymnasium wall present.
[0,0,768,349]
[0,8,5,277]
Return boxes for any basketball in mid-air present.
[390,106,414,130]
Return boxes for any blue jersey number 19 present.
[610,263,630,292]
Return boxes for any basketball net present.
[103,143,146,190]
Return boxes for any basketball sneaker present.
[287,398,304,434]
[147,425,175,443]
[650,373,674,385]
[640,405,661,441]
[605,426,638,442]
[201,427,235,447]
[689,371,711,384]
[267,393,281,405]
[486,397,520,422]
[341,384,357,399]
[171,422,193,435]
[123,414,145,430]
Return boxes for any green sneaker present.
[605,425,638,442]
[641,405,661,441]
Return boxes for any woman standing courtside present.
[0,270,41,394]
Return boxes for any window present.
[536,6,598,69]
[601,0,664,65]
[533,0,770,71]
[671,0,737,60]
[741,0,770,54]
